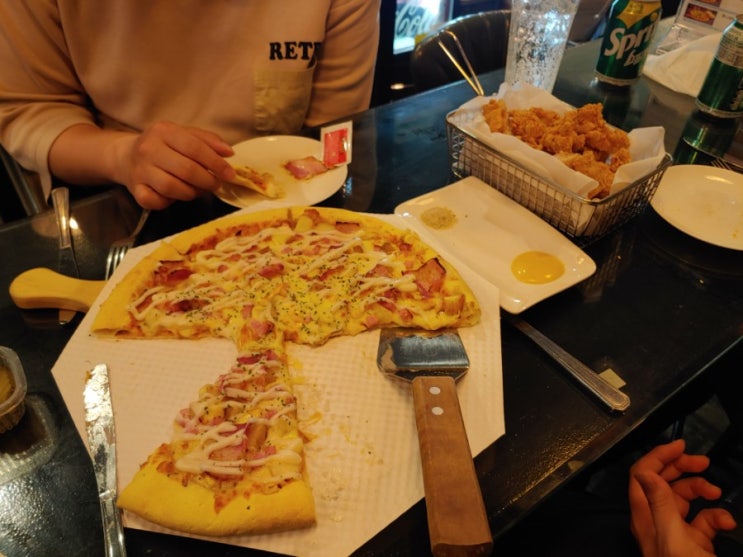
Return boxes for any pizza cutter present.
[377,328,493,557]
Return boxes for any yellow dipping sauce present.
[511,251,565,284]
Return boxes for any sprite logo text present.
[603,16,659,65]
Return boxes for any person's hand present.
[629,439,737,557]
[112,121,236,209]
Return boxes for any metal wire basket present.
[446,117,673,245]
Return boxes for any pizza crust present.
[92,242,182,335]
[118,462,315,536]
[228,165,284,199]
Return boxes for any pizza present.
[228,164,283,199]
[91,206,480,537]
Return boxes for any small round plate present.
[217,135,347,210]
[651,164,743,250]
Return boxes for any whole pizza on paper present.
[91,206,481,537]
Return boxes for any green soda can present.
[696,16,743,119]
[595,0,662,86]
[682,109,738,156]
[587,78,633,128]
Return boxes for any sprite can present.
[587,78,633,128]
[595,0,662,86]
[696,16,743,118]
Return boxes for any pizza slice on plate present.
[228,164,284,199]
[92,206,480,537]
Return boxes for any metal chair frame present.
[1,145,47,216]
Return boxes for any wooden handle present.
[9,267,105,313]
[412,375,493,557]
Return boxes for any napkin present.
[644,32,721,96]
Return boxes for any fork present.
[105,209,150,280]
[711,157,742,172]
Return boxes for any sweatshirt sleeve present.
[305,0,381,127]
[0,1,97,195]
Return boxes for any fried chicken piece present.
[508,107,560,149]
[482,99,510,133]
[556,151,615,199]
[608,147,631,172]
[478,99,632,198]
[566,104,630,156]
[542,128,582,155]
[571,103,605,134]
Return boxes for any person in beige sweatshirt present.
[0,1,380,209]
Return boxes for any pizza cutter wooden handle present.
[9,267,105,313]
[412,375,493,557]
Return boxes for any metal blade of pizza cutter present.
[377,328,493,557]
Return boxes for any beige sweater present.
[0,0,380,191]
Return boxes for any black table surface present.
[1,37,742,557]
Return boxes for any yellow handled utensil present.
[9,267,105,313]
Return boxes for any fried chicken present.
[507,107,561,149]
[556,152,614,199]
[482,99,510,133]
[480,100,631,199]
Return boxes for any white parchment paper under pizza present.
[51,212,505,557]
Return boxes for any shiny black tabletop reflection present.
[1,38,742,557]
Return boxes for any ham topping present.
[284,156,329,180]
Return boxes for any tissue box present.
[0,347,28,433]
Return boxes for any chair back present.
[1,145,47,216]
[410,10,510,93]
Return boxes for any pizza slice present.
[228,164,284,199]
[116,344,316,536]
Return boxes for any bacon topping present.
[284,156,328,180]
[154,261,193,286]
[258,262,284,278]
[413,258,446,297]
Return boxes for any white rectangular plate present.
[395,177,597,314]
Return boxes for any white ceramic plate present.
[651,164,743,251]
[394,177,597,314]
[217,135,347,210]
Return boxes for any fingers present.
[631,439,687,477]
[630,440,710,483]
[692,507,738,538]
[636,471,684,527]
[129,182,174,211]
[161,124,236,183]
[671,476,723,504]
[125,121,236,205]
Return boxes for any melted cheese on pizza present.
[169,349,304,494]
[119,209,478,347]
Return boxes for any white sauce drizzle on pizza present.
[126,225,422,346]
[172,355,303,480]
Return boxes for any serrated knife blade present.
[84,363,127,557]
